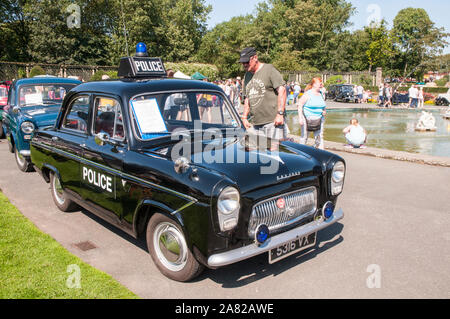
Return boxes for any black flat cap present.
[239,47,257,63]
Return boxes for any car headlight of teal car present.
[20,121,35,134]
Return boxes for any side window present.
[62,96,89,133]
[93,97,125,141]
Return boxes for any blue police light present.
[322,202,335,220]
[136,42,148,57]
[255,224,270,244]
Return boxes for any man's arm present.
[274,85,287,126]
[241,97,252,129]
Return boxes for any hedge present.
[165,62,219,81]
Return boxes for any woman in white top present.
[343,118,367,148]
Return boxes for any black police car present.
[326,84,357,103]
[30,44,345,281]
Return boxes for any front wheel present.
[15,147,34,172]
[146,213,204,282]
[50,172,78,212]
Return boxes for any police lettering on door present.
[82,167,113,193]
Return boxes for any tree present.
[284,0,355,70]
[110,0,211,63]
[25,0,113,65]
[0,0,31,62]
[392,8,449,78]
[364,20,393,72]
[196,15,255,77]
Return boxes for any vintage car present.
[391,91,410,105]
[30,49,345,282]
[0,81,11,138]
[435,88,450,106]
[2,77,81,171]
[326,84,357,103]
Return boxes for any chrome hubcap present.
[53,176,65,205]
[15,149,25,166]
[153,222,188,272]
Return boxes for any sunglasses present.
[241,56,255,66]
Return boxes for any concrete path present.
[0,138,449,299]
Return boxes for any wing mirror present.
[95,132,119,147]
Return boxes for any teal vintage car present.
[2,76,81,171]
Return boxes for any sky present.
[203,0,450,54]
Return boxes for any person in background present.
[383,83,392,108]
[166,69,175,77]
[297,77,327,150]
[357,84,364,103]
[378,83,384,106]
[408,84,419,108]
[239,47,287,141]
[293,82,301,104]
[343,118,367,148]
[418,86,424,108]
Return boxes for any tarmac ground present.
[0,125,449,298]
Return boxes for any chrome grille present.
[248,187,317,237]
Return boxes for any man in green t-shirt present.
[239,47,287,140]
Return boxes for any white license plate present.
[269,232,317,264]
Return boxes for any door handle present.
[52,136,59,141]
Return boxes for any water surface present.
[286,108,450,158]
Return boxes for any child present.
[343,118,367,148]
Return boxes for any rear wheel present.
[146,213,203,282]
[50,172,78,212]
[14,147,34,172]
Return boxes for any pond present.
[286,108,450,158]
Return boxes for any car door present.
[80,95,126,224]
[54,94,91,200]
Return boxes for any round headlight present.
[331,161,345,195]
[218,187,240,215]
[21,121,35,134]
[332,161,345,183]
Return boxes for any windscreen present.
[130,91,241,140]
[19,84,77,107]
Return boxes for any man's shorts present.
[251,122,286,140]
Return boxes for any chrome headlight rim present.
[218,186,240,215]
[20,121,35,134]
[217,186,240,232]
[331,161,345,195]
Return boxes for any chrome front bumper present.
[207,208,344,268]
[20,150,31,157]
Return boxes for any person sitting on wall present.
[343,118,367,148]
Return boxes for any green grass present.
[0,192,139,299]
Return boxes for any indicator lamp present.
[255,224,270,245]
[322,202,335,220]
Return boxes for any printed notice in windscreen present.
[131,98,168,134]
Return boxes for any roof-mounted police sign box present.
[118,57,167,78]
